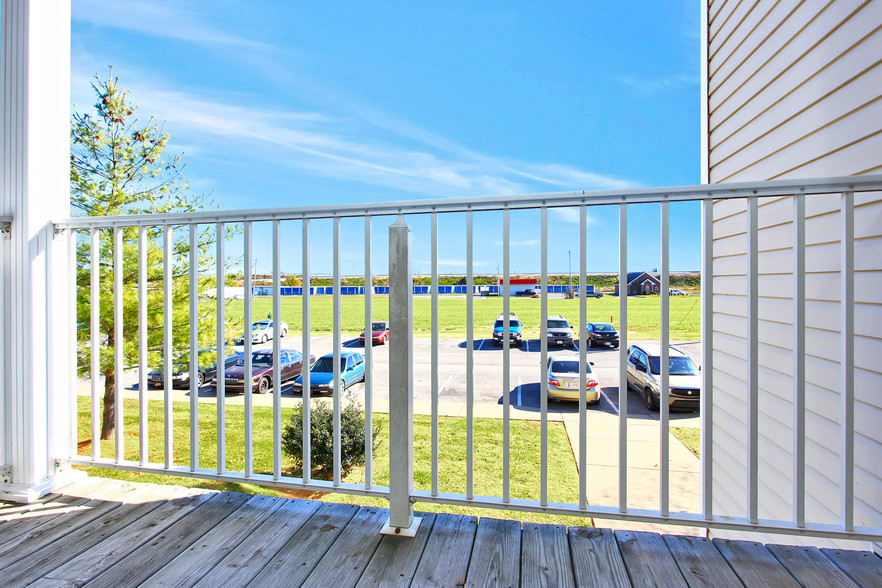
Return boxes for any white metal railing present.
[51,174,882,541]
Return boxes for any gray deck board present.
[357,512,438,588]
[247,501,360,587]
[6,478,881,588]
[521,522,575,588]
[663,535,743,588]
[193,498,321,588]
[615,529,688,587]
[712,538,800,588]
[465,517,521,588]
[411,513,478,588]
[568,527,631,588]
[821,548,882,587]
[767,544,860,588]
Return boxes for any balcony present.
[2,176,882,586]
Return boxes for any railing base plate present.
[380,515,423,538]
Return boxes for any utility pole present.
[568,250,573,295]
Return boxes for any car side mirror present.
[589,361,594,366]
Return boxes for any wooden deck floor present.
[1,478,880,587]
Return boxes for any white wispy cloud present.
[619,73,699,96]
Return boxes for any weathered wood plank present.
[143,493,287,587]
[302,505,390,587]
[615,530,688,587]
[712,538,800,588]
[767,544,859,588]
[411,513,478,588]
[2,501,163,587]
[247,501,360,587]
[356,512,438,588]
[663,534,743,588]
[30,491,228,588]
[521,522,575,588]
[0,495,94,549]
[568,527,630,588]
[464,517,521,588]
[821,548,882,588]
[192,498,321,588]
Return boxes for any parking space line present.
[439,374,453,394]
[477,339,485,351]
[524,340,531,352]
[517,376,522,406]
[601,389,618,414]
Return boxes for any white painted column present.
[0,1,79,502]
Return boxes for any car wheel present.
[257,377,270,394]
[196,372,205,387]
[645,387,659,411]
[340,378,347,392]
[613,343,619,348]
[261,334,268,344]
[281,328,288,337]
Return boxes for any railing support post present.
[382,215,421,537]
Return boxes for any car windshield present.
[648,356,698,376]
[312,356,348,372]
[593,324,616,332]
[547,320,569,329]
[494,320,520,328]
[372,322,387,331]
[250,353,273,367]
[550,360,592,374]
[252,322,270,331]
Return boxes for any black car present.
[148,348,243,388]
[584,323,619,348]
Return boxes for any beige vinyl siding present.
[705,0,882,548]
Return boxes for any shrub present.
[282,391,381,478]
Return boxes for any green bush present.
[282,392,380,478]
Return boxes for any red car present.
[359,321,390,345]
[216,349,313,394]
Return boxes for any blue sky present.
[71,1,701,276]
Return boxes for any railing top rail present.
[53,174,882,229]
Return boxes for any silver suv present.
[545,315,574,347]
[626,343,701,411]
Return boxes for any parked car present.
[669,289,686,295]
[626,343,700,411]
[545,315,574,347]
[293,351,366,394]
[217,348,312,394]
[584,323,619,348]
[492,313,523,346]
[546,355,601,403]
[148,348,243,389]
[238,320,289,344]
[359,321,390,345]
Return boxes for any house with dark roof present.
[614,272,660,296]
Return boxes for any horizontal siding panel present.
[709,0,765,63]
[709,0,868,128]
[713,43,882,160]
[767,131,882,179]
[713,96,882,180]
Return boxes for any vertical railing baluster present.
[138,226,147,464]
[69,229,77,458]
[113,227,123,461]
[164,225,174,469]
[244,222,253,478]
[579,204,587,510]
[793,196,805,528]
[466,210,474,501]
[660,202,670,517]
[618,204,628,513]
[502,207,510,504]
[700,198,714,521]
[747,196,758,525]
[840,191,855,532]
[540,207,548,507]
[302,219,311,483]
[215,222,225,474]
[364,215,373,490]
[90,228,100,460]
[189,224,199,472]
[272,220,282,481]
[332,217,342,486]
[431,212,439,497]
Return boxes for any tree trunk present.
[100,370,116,440]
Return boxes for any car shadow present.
[456,339,551,352]
[497,382,615,413]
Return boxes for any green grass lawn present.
[77,397,590,526]
[671,427,700,458]
[216,294,701,340]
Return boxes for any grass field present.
[77,397,589,526]
[216,294,701,340]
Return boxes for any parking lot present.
[97,334,701,426]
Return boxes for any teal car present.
[492,313,523,346]
[293,351,366,394]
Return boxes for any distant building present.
[613,272,660,296]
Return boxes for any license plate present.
[566,382,578,389]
